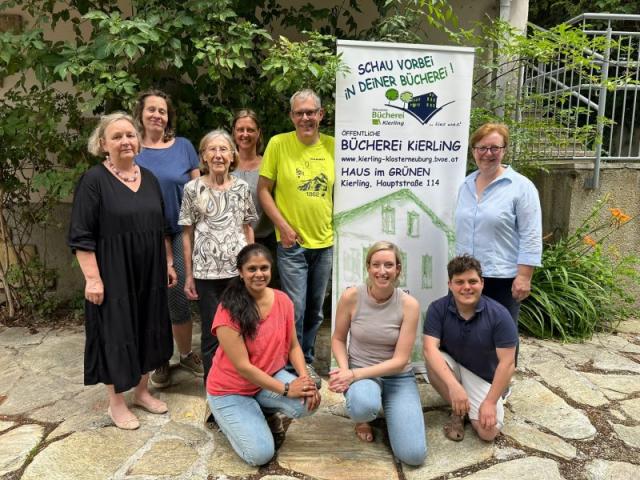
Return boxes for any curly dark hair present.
[447,254,483,280]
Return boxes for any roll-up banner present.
[332,40,475,368]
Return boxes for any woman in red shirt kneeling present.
[207,243,321,466]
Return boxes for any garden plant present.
[521,195,639,341]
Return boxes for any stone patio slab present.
[508,378,596,440]
[20,332,85,382]
[585,459,640,479]
[581,372,640,400]
[128,438,199,476]
[0,424,45,477]
[528,359,608,407]
[610,423,640,449]
[165,392,208,427]
[619,398,640,420]
[517,341,564,370]
[404,411,494,480]
[22,427,152,480]
[0,353,25,396]
[261,476,299,480]
[0,420,14,433]
[539,340,640,373]
[0,327,48,347]
[502,420,577,460]
[279,412,398,480]
[614,318,640,334]
[586,333,640,353]
[592,351,640,374]
[161,420,210,446]
[455,457,562,479]
[0,371,84,415]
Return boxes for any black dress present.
[68,164,172,393]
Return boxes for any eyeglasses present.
[205,146,231,154]
[473,146,505,154]
[292,109,320,119]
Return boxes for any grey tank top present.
[348,284,411,373]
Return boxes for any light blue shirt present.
[455,166,542,278]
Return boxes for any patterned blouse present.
[178,176,257,280]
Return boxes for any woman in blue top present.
[134,90,202,388]
[455,123,542,324]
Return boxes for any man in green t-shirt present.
[258,89,334,381]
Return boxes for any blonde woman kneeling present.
[329,241,426,466]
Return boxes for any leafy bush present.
[520,195,639,341]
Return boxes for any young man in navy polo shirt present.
[423,255,517,442]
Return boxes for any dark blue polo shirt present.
[423,293,518,383]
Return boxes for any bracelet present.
[282,382,290,397]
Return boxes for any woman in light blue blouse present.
[455,123,542,325]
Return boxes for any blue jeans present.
[277,244,333,363]
[208,369,315,466]
[345,372,427,466]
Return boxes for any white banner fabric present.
[332,40,475,367]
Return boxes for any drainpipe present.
[495,0,512,118]
[500,0,512,22]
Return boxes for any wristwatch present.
[282,382,290,397]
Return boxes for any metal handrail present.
[516,14,640,188]
[565,13,640,25]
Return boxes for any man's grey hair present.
[289,89,321,110]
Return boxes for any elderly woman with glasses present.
[454,122,542,333]
[179,129,257,381]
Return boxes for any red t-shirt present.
[207,289,294,396]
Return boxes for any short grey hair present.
[289,89,321,111]
[87,112,141,157]
[198,128,238,174]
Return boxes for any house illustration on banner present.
[384,88,454,125]
[407,92,438,119]
[332,189,455,362]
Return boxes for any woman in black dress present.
[68,112,177,430]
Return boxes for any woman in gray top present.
[329,241,426,466]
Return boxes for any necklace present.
[368,286,393,304]
[107,158,139,183]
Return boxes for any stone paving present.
[1,319,640,479]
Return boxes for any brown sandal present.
[355,422,374,442]
[443,414,465,441]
